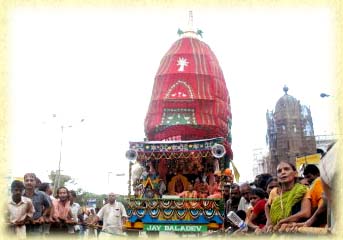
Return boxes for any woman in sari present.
[264,161,311,232]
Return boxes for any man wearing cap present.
[92,193,128,236]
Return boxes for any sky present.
[8,6,336,195]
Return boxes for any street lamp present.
[54,124,72,194]
[107,172,125,184]
[108,172,112,184]
[53,117,85,195]
[320,93,331,98]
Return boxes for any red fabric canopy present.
[144,36,233,159]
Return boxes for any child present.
[247,188,267,231]
[7,180,35,239]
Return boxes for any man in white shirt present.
[93,192,128,236]
[237,182,252,213]
[69,190,81,234]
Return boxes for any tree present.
[46,171,128,209]
[48,170,72,191]
[76,191,107,208]
[74,190,128,209]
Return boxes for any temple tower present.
[266,86,316,173]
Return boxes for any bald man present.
[93,193,127,236]
[238,182,252,212]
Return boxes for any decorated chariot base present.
[126,198,223,231]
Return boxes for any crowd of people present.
[134,162,234,199]
[222,158,335,235]
[6,173,127,239]
[135,157,334,235]
[6,142,336,238]
[135,152,335,235]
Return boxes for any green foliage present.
[47,171,128,209]
[116,195,128,209]
[196,29,203,38]
[75,192,128,209]
[76,191,107,208]
[48,170,72,190]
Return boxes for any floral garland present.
[136,209,146,218]
[135,200,143,207]
[187,200,200,208]
[127,199,221,210]
[130,208,218,220]
[201,200,214,209]
[203,209,216,219]
[130,138,224,152]
[148,200,159,209]
[138,151,212,161]
[149,209,160,218]
[127,209,133,217]
[174,199,185,209]
[127,200,223,220]
[162,209,174,219]
[167,174,189,195]
[189,209,201,219]
[160,200,172,208]
[176,209,187,219]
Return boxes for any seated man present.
[207,185,222,199]
[178,183,198,198]
[198,179,209,198]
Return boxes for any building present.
[315,134,337,156]
[252,148,269,176]
[266,86,317,174]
